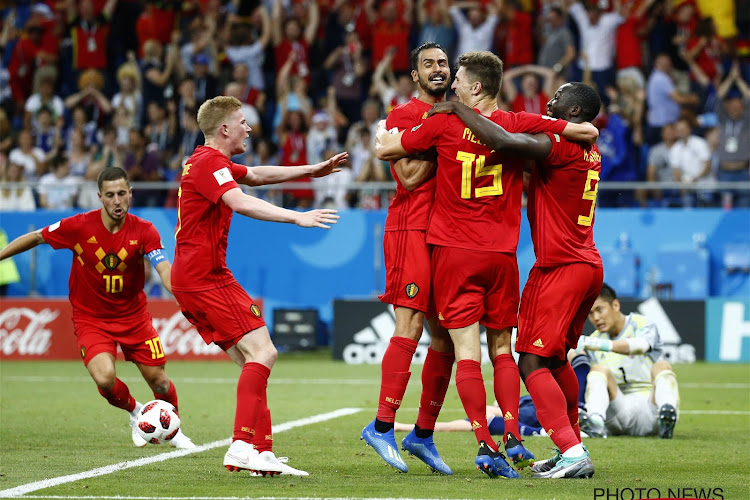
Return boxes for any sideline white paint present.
[0,408,362,499]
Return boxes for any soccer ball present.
[136,400,180,445]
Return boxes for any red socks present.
[416,348,454,431]
[233,362,270,443]
[551,363,582,442]
[492,354,521,442]
[456,359,496,450]
[376,336,417,423]
[98,377,136,412]
[252,406,273,453]
[525,368,579,453]
[154,380,179,413]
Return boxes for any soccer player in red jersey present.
[172,96,345,477]
[429,82,604,479]
[0,167,194,449]
[377,51,599,478]
[360,42,456,476]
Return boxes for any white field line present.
[5,377,750,389]
[0,408,362,499]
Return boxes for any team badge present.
[80,347,86,359]
[102,253,121,271]
[250,304,262,318]
[405,282,419,299]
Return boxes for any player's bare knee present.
[651,360,673,378]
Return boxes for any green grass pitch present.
[1,352,748,500]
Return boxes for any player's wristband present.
[599,338,613,352]
[581,336,613,352]
[146,248,167,267]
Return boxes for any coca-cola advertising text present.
[0,299,262,360]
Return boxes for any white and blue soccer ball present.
[136,400,180,445]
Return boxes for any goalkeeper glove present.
[577,335,613,352]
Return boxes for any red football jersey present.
[401,109,568,252]
[384,98,436,232]
[172,146,247,292]
[41,210,163,319]
[528,132,603,267]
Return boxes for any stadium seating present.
[654,248,710,299]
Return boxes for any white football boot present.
[224,440,284,476]
[169,429,196,449]
[258,451,309,476]
[129,401,148,447]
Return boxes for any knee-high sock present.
[252,405,273,452]
[492,354,520,443]
[551,364,581,442]
[525,368,579,453]
[416,348,454,431]
[98,378,136,412]
[233,362,270,443]
[654,370,680,415]
[584,371,609,421]
[570,354,590,408]
[376,336,417,423]
[456,359,496,450]
[154,380,179,413]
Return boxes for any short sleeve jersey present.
[384,98,436,231]
[172,146,247,292]
[41,210,163,319]
[528,133,603,267]
[588,313,663,396]
[401,109,567,252]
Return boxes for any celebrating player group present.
[0,41,681,481]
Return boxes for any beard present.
[418,75,449,98]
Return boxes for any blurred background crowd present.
[0,0,748,212]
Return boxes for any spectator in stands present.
[417,0,455,59]
[65,105,98,151]
[365,0,413,74]
[122,128,164,207]
[65,0,116,73]
[646,53,698,145]
[274,51,314,137]
[67,128,93,178]
[112,60,143,128]
[33,107,63,160]
[370,47,415,115]
[347,99,382,150]
[91,124,123,172]
[0,157,36,211]
[171,107,203,176]
[565,0,624,96]
[64,69,113,133]
[682,17,723,90]
[669,117,714,206]
[307,111,339,165]
[7,12,58,114]
[175,76,198,126]
[614,0,656,87]
[322,1,369,58]
[190,54,219,104]
[537,5,576,76]
[272,0,318,83]
[144,100,177,166]
[277,109,313,208]
[24,66,64,133]
[323,30,368,123]
[502,65,556,114]
[449,1,499,66]
[598,101,638,207]
[179,16,217,77]
[9,128,45,181]
[715,62,750,208]
[495,0,533,69]
[646,123,680,206]
[140,36,180,112]
[224,6,271,110]
[38,153,79,210]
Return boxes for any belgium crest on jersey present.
[250,304,262,318]
[405,282,419,299]
[102,253,121,271]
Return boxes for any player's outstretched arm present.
[241,152,348,186]
[222,188,339,228]
[561,122,599,144]
[0,230,46,261]
[434,101,553,160]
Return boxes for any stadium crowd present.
[0,0,748,211]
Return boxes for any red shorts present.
[431,246,519,330]
[378,230,435,316]
[173,281,266,351]
[516,263,604,360]
[73,312,165,367]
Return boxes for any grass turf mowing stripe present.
[1,497,552,500]
[0,408,362,499]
